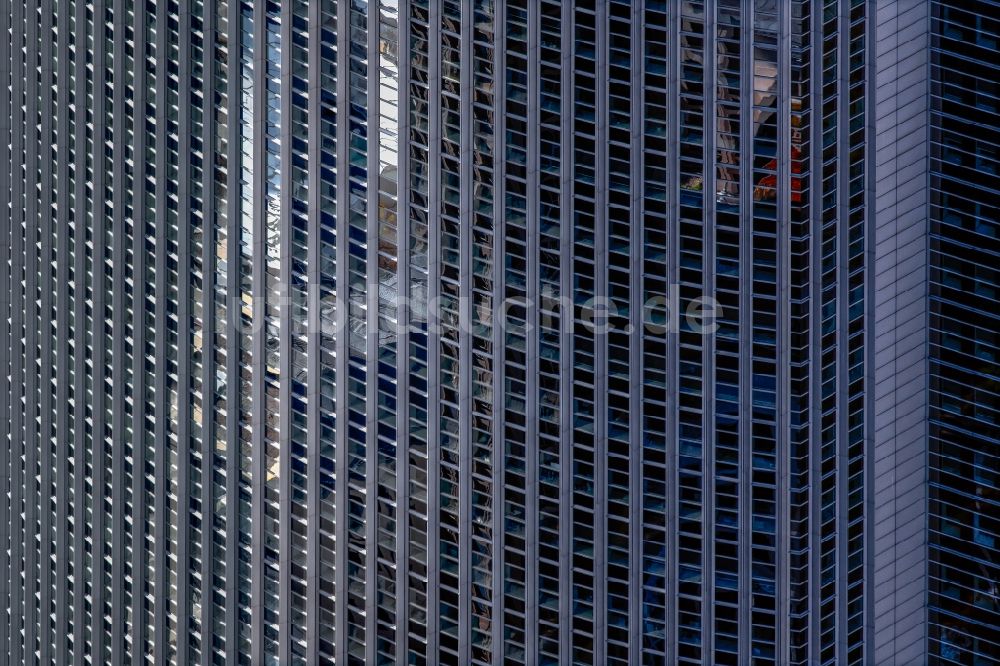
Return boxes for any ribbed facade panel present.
[871,1,929,663]
[1,1,999,664]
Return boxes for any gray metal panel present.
[870,1,930,663]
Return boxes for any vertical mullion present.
[11,0,25,654]
[807,0,825,660]
[129,1,149,661]
[198,1,218,661]
[523,0,539,661]
[305,0,321,660]
[627,0,645,659]
[10,0,25,654]
[333,0,349,660]
[152,0,169,656]
[176,0,193,659]
[458,2,473,660]
[92,1,108,656]
[110,0,128,660]
[776,0,794,661]
[862,2,878,663]
[425,0,441,658]
[739,0,755,661]
[70,0,88,656]
[222,0,242,658]
[54,0,74,659]
[365,0,379,659]
[664,2,680,660]
[23,0,40,657]
[394,0,412,656]
[37,0,56,659]
[277,0,293,661]
[249,0,266,659]
[700,0,717,661]
[0,0,11,653]
[593,0,608,653]
[556,0,574,657]
[489,0,506,659]
[836,0,851,659]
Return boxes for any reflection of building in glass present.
[927,1,1000,662]
[1,1,998,664]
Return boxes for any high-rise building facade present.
[0,0,997,664]
[926,1,1000,662]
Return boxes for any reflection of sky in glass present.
[378,0,399,347]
